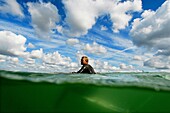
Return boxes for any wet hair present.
[81,56,88,63]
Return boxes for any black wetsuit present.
[77,64,96,74]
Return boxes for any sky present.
[0,0,169,73]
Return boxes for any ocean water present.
[0,70,170,112]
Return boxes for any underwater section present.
[0,70,170,112]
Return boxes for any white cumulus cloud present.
[144,56,170,69]
[131,1,170,51]
[84,42,107,54]
[101,25,108,31]
[133,55,143,61]
[24,57,35,64]
[0,54,6,62]
[130,1,170,69]
[66,38,79,45]
[110,0,142,32]
[0,0,24,17]
[0,30,27,56]
[9,57,19,63]
[30,48,43,59]
[27,43,35,48]
[27,2,60,39]
[120,63,133,70]
[56,25,63,34]
[42,51,71,65]
[63,0,142,37]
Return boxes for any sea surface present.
[1,70,170,112]
[1,70,170,91]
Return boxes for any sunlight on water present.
[84,96,127,112]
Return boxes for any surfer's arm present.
[77,65,85,73]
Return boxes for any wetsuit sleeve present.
[77,65,86,73]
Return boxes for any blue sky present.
[0,0,169,72]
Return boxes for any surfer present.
[73,56,96,74]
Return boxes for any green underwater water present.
[0,70,170,113]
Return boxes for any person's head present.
[81,56,88,65]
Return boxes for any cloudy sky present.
[0,0,169,73]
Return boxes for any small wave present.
[0,70,170,91]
